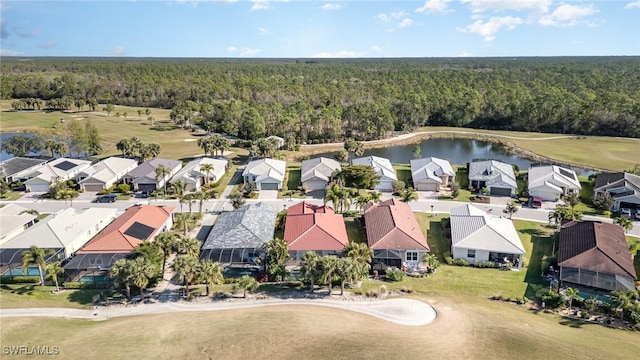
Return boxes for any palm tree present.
[355,193,372,213]
[45,139,57,157]
[22,246,52,286]
[176,236,201,258]
[503,201,519,219]
[173,254,199,299]
[609,290,633,321]
[336,257,358,295]
[197,137,214,156]
[45,261,63,291]
[615,217,633,233]
[174,213,195,237]
[229,190,246,209]
[300,251,320,292]
[266,237,289,282]
[400,188,418,203]
[565,287,580,311]
[198,260,223,296]
[192,190,208,213]
[343,242,373,279]
[109,259,134,300]
[155,164,171,194]
[131,257,156,299]
[153,232,177,276]
[324,184,347,213]
[172,181,186,211]
[319,256,339,295]
[422,253,440,273]
[199,163,214,184]
[137,109,142,120]
[233,275,258,299]
[368,191,382,203]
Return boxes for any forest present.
[1,57,639,142]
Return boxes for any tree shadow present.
[67,289,114,306]
[523,233,555,300]
[195,225,212,241]
[3,284,36,296]
[150,125,176,131]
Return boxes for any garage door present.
[305,180,326,191]
[138,183,157,192]
[83,184,105,192]
[260,182,279,190]
[416,182,438,192]
[27,184,50,192]
[490,187,512,196]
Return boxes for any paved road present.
[0,298,437,326]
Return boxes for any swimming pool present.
[223,267,258,278]
[2,267,40,277]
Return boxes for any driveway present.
[258,190,279,200]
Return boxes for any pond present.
[314,138,595,176]
[0,132,43,161]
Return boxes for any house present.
[63,205,175,280]
[170,157,228,192]
[449,204,525,269]
[242,158,286,191]
[468,159,517,197]
[527,164,581,201]
[284,201,348,264]
[558,220,637,292]
[351,156,397,192]
[0,157,49,182]
[78,157,139,191]
[0,207,117,273]
[301,157,341,191]
[593,172,640,212]
[410,157,455,191]
[0,204,37,245]
[23,157,92,192]
[123,158,183,192]
[363,199,429,272]
[200,202,278,266]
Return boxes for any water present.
[314,138,594,176]
[0,132,43,161]
[2,266,40,277]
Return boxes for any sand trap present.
[184,139,197,142]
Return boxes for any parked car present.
[635,209,640,220]
[95,194,117,203]
[529,196,542,209]
[619,208,632,219]
[138,189,153,198]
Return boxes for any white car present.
[620,208,632,218]
[635,209,640,220]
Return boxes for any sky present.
[0,0,639,58]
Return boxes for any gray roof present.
[126,158,183,179]
[410,157,455,184]
[468,160,517,188]
[0,157,49,179]
[594,172,640,194]
[0,204,36,242]
[301,157,341,183]
[202,202,278,249]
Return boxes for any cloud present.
[539,4,598,26]
[13,26,41,38]
[390,11,407,19]
[38,40,57,49]
[376,13,390,22]
[461,0,551,15]
[322,3,342,10]
[458,50,471,57]
[250,0,272,11]
[371,45,382,52]
[457,16,522,41]
[625,1,640,9]
[398,18,414,27]
[0,48,23,56]
[110,45,126,56]
[416,0,453,14]
[377,10,409,23]
[258,27,268,34]
[240,47,261,56]
[311,50,363,58]
[226,46,237,52]
[0,19,8,40]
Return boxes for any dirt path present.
[0,298,437,326]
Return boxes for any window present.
[467,249,476,258]
[406,251,418,261]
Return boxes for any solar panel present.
[123,222,155,240]
[54,160,77,171]
[558,167,576,180]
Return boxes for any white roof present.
[468,160,517,189]
[1,207,118,250]
[79,157,138,184]
[352,156,397,181]
[171,157,228,185]
[243,158,286,182]
[450,204,525,255]
[528,165,581,192]
[24,157,92,184]
[410,157,455,184]
[301,157,341,183]
[0,204,37,242]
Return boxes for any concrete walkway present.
[0,298,437,326]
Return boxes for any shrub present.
[444,256,454,265]
[580,311,589,319]
[0,276,40,284]
[117,183,130,193]
[62,281,85,289]
[365,285,389,298]
[385,269,405,282]
[391,180,405,194]
[451,183,460,198]
[453,258,470,267]
[541,291,564,309]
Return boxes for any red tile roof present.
[559,220,636,279]
[78,205,175,254]
[363,199,429,251]
[284,202,348,251]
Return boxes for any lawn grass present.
[0,284,108,309]
[0,191,24,201]
[392,164,413,188]
[344,216,366,244]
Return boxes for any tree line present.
[2,57,639,140]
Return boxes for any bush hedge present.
[0,276,40,284]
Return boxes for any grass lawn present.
[344,216,366,244]
[392,164,413,188]
[0,191,24,201]
[0,284,109,309]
